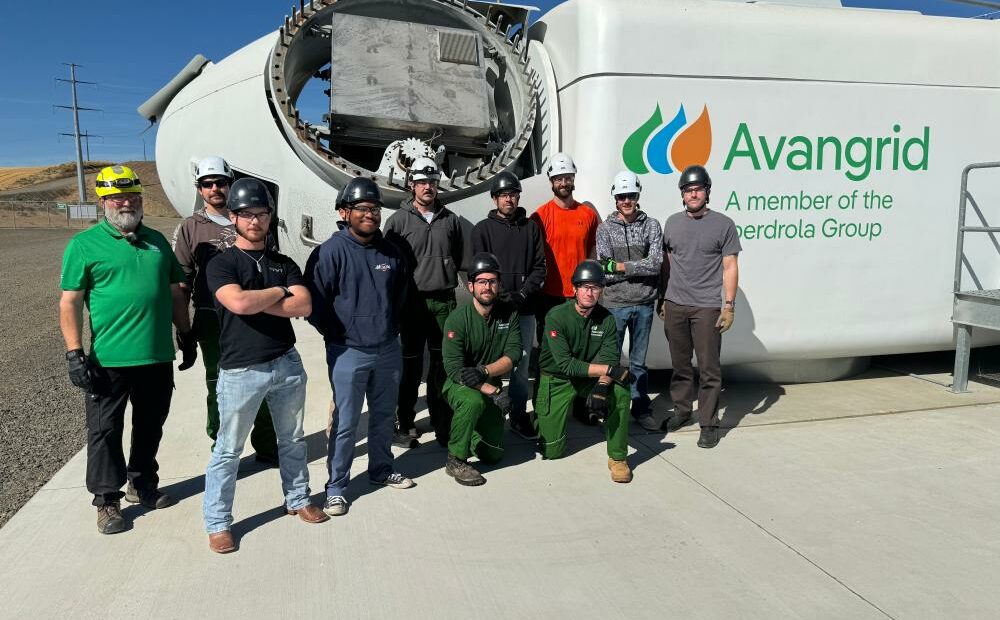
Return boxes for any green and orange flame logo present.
[622,104,712,175]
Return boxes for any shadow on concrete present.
[719,383,787,435]
[159,454,277,505]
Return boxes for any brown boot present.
[208,530,236,554]
[287,503,330,524]
[608,458,633,483]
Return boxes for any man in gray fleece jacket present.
[384,157,464,447]
[596,171,663,431]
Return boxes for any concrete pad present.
[2,323,999,619]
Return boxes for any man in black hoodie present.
[385,157,464,447]
[470,171,546,438]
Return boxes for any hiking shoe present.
[662,412,694,433]
[608,458,633,483]
[371,472,416,489]
[323,496,349,517]
[445,454,486,486]
[124,483,175,509]
[697,426,720,449]
[392,429,418,449]
[510,416,538,440]
[636,414,661,432]
[97,502,126,535]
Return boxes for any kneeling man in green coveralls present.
[536,260,635,483]
[441,253,522,486]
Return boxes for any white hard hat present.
[611,170,642,196]
[409,157,441,182]
[546,152,577,178]
[195,156,233,182]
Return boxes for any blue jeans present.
[509,314,535,418]
[325,338,401,498]
[608,304,654,417]
[203,348,310,533]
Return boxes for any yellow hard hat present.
[95,165,143,197]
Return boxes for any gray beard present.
[105,205,143,232]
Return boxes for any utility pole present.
[59,130,102,163]
[55,64,99,205]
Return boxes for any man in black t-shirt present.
[201,178,327,554]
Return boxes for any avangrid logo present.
[622,104,712,175]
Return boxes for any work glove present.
[716,307,735,334]
[586,382,610,421]
[601,258,617,275]
[656,299,666,321]
[176,329,199,371]
[508,290,527,310]
[66,349,93,392]
[460,365,489,388]
[490,387,512,415]
[606,364,634,385]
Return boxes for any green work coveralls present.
[441,301,522,462]
[536,300,629,460]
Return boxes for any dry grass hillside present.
[0,161,178,217]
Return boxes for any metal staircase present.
[951,162,1000,392]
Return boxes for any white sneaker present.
[323,495,349,516]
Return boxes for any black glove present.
[176,330,198,371]
[66,349,93,392]
[490,387,512,415]
[606,364,633,385]
[508,290,527,310]
[586,382,610,419]
[460,365,489,388]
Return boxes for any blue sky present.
[0,0,985,167]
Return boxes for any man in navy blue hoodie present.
[304,178,416,517]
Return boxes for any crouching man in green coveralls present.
[536,260,635,483]
[441,253,522,486]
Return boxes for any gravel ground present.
[0,217,180,527]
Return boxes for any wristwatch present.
[724,299,735,309]
[278,286,292,299]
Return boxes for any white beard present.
[105,205,143,232]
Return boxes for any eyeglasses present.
[349,205,382,215]
[199,178,230,189]
[412,179,439,187]
[473,278,499,287]
[615,193,639,201]
[496,191,520,200]
[578,284,603,293]
[104,194,142,205]
[681,186,706,195]
[235,211,270,221]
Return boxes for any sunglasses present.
[615,193,639,201]
[199,179,231,189]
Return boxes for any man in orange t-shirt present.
[529,152,600,344]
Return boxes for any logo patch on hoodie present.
[549,330,558,338]
[447,330,455,339]
[374,263,390,272]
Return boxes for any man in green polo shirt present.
[441,253,521,486]
[536,260,635,483]
[59,164,193,535]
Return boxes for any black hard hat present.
[468,252,502,279]
[677,165,712,190]
[490,171,522,197]
[571,260,605,287]
[337,177,383,209]
[226,178,274,212]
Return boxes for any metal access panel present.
[329,13,490,149]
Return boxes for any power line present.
[54,63,101,204]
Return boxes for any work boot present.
[509,415,538,440]
[662,411,694,433]
[286,503,330,524]
[697,426,720,449]
[97,502,126,535]
[124,483,175,509]
[392,428,418,449]
[635,414,661,432]
[608,458,633,483]
[445,454,486,486]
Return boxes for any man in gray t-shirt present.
[657,165,741,449]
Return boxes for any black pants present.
[663,300,722,428]
[84,362,173,506]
